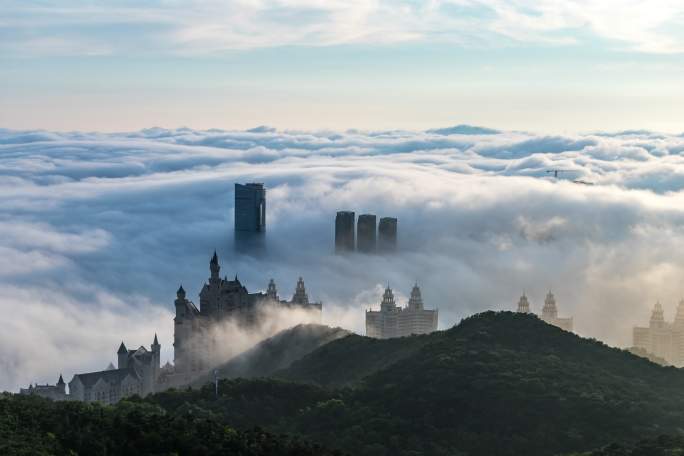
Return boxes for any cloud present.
[3,1,684,55]
[3,125,684,392]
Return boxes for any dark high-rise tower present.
[378,217,397,252]
[335,211,355,253]
[235,183,266,233]
[357,214,377,253]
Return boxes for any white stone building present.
[366,284,438,339]
[633,300,684,366]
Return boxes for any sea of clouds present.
[3,124,684,392]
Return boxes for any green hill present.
[192,324,350,386]
[149,312,684,456]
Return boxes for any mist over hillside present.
[3,126,684,391]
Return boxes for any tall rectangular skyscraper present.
[335,211,355,253]
[357,214,377,253]
[378,217,397,252]
[235,183,266,233]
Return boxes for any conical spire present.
[176,285,185,298]
[210,251,220,279]
[408,283,424,310]
[117,341,127,354]
[153,333,159,346]
[57,374,64,385]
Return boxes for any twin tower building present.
[335,211,397,254]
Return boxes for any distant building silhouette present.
[366,283,438,338]
[357,214,377,253]
[633,300,684,366]
[378,217,397,252]
[515,291,573,332]
[335,211,355,253]
[235,183,266,233]
[20,375,68,401]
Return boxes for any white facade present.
[366,284,438,339]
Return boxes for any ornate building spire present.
[650,301,666,328]
[292,277,309,305]
[674,299,684,330]
[210,251,220,281]
[542,291,558,320]
[381,285,396,312]
[408,283,424,310]
[267,279,278,301]
[517,292,530,313]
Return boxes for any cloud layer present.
[3,124,684,392]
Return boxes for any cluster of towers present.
[516,291,573,332]
[335,211,397,254]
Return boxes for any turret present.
[151,333,161,378]
[517,293,530,313]
[56,374,65,394]
[650,301,666,329]
[210,251,220,281]
[117,341,128,369]
[380,285,396,312]
[292,277,309,305]
[541,291,558,320]
[267,279,278,301]
[408,283,424,310]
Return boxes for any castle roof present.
[57,374,64,385]
[153,333,159,346]
[71,368,140,389]
[117,341,127,354]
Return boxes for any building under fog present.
[357,214,377,253]
[633,300,684,366]
[378,217,397,252]
[235,183,266,233]
[516,291,573,332]
[366,284,438,339]
[335,211,355,252]
[172,251,322,381]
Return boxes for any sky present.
[3,0,684,132]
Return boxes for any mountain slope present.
[148,312,684,456]
[193,324,350,386]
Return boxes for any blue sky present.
[2,0,684,132]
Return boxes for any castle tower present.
[267,279,278,301]
[117,342,128,369]
[517,293,530,313]
[408,283,424,310]
[380,286,396,312]
[56,374,65,395]
[650,301,666,329]
[151,334,161,368]
[542,291,558,320]
[210,251,220,282]
[292,277,309,305]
